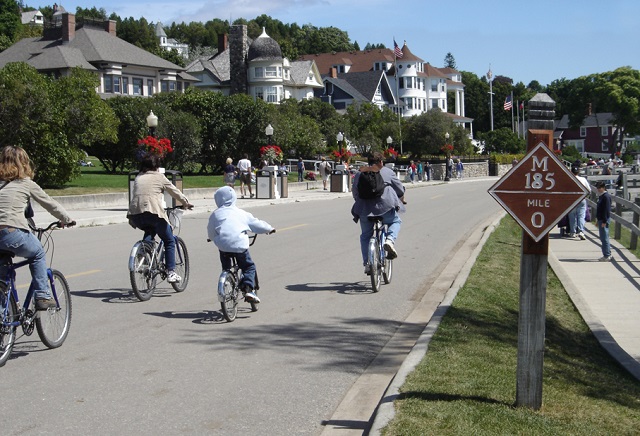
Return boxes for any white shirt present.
[237,158,251,173]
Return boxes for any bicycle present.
[367,216,393,293]
[0,221,74,367]
[216,234,261,322]
[128,207,190,301]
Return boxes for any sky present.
[54,0,639,86]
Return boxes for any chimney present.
[105,20,116,36]
[217,33,228,54]
[330,67,337,79]
[229,25,248,96]
[61,13,75,43]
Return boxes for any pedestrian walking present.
[596,181,613,261]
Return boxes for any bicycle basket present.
[168,208,184,234]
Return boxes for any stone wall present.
[429,161,490,180]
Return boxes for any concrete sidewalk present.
[548,223,640,380]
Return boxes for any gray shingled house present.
[0,9,197,98]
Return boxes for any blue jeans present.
[598,220,611,257]
[0,228,51,299]
[130,213,176,271]
[359,208,402,265]
[220,250,256,290]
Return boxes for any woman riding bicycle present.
[0,146,75,310]
[127,141,192,284]
[207,186,274,304]
[351,151,406,275]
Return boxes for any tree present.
[477,128,525,154]
[444,52,456,69]
[564,67,640,157]
[0,0,20,45]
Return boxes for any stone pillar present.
[229,25,248,96]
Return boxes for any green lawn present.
[383,216,640,435]
[44,159,298,196]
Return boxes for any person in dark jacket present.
[595,181,613,261]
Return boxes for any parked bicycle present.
[0,221,74,367]
[129,207,189,301]
[216,234,261,322]
[367,216,393,292]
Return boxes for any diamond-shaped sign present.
[488,143,590,242]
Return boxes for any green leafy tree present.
[404,109,457,156]
[477,127,526,155]
[564,67,640,157]
[0,0,20,44]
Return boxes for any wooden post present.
[516,93,555,409]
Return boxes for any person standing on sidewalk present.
[319,157,331,190]
[596,181,613,261]
[568,166,591,239]
[236,154,253,199]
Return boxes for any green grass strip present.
[383,216,640,435]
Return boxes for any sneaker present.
[35,298,56,310]
[364,264,372,275]
[167,271,181,283]
[383,239,398,259]
[578,232,586,240]
[250,193,255,198]
[244,291,260,304]
[598,256,613,262]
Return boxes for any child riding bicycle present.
[207,186,275,304]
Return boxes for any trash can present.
[129,168,183,208]
[256,167,276,199]
[330,165,349,193]
[277,170,289,198]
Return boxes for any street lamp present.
[336,132,344,162]
[265,124,274,145]
[387,136,392,147]
[444,132,450,181]
[146,111,158,137]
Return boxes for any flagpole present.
[516,100,520,138]
[487,66,494,131]
[511,91,515,133]
[393,38,403,155]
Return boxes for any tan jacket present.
[0,178,72,230]
[127,171,189,222]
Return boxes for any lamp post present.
[386,136,392,148]
[265,124,274,146]
[444,132,450,181]
[146,110,158,138]
[336,132,344,162]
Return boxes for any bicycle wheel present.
[383,256,393,284]
[368,237,381,293]
[36,270,72,349]
[129,241,157,301]
[171,237,189,293]
[219,272,239,322]
[0,283,17,367]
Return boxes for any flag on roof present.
[393,39,403,58]
[504,95,513,110]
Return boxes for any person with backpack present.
[351,152,406,275]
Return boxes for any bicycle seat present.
[368,216,384,222]
[221,252,238,259]
[0,249,15,258]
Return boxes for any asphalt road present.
[1,179,501,435]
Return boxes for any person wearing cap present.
[595,181,613,261]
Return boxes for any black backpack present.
[357,171,386,199]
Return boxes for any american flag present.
[393,39,403,59]
[504,95,513,110]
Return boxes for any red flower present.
[259,145,283,163]
[331,149,353,160]
[384,148,398,158]
[440,144,454,154]
[138,136,173,157]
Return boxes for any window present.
[131,78,142,95]
[266,86,279,102]
[431,81,437,92]
[161,81,168,93]
[122,77,129,94]
[399,78,404,89]
[580,126,586,137]
[146,79,153,96]
[104,75,112,93]
[265,66,278,77]
[255,87,264,101]
[601,126,608,136]
[602,139,609,152]
[113,76,120,94]
[255,67,264,78]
